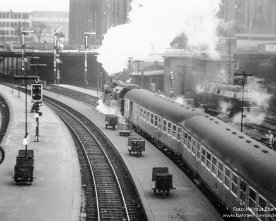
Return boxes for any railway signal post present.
[235,71,253,132]
[84,32,96,88]
[169,71,175,98]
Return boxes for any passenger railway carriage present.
[123,88,276,221]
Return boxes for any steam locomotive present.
[104,84,276,221]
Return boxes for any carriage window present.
[218,161,223,182]
[147,111,150,122]
[150,113,154,125]
[163,120,167,132]
[196,143,201,159]
[143,110,146,120]
[239,179,247,204]
[258,195,266,220]
[268,205,276,221]
[206,152,211,169]
[231,172,238,196]
[167,122,172,135]
[187,135,192,150]
[172,125,177,138]
[248,187,256,211]
[184,133,188,147]
[224,167,230,189]
[177,127,181,141]
[158,117,162,129]
[191,139,196,156]
[211,156,217,175]
[201,148,206,164]
[154,115,158,127]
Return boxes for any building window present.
[150,113,154,125]
[154,115,158,127]
[147,111,150,122]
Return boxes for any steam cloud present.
[97,0,221,75]
[232,80,272,125]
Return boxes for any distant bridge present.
[0,50,104,87]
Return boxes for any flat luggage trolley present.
[127,136,145,156]
[150,167,175,198]
[118,123,132,136]
[14,150,34,185]
[105,114,118,130]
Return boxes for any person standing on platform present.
[267,130,274,150]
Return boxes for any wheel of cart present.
[150,167,175,198]
[127,136,145,157]
[105,114,118,130]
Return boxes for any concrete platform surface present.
[0,85,81,221]
[46,85,224,221]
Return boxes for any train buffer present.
[118,123,132,136]
[127,136,145,156]
[13,150,34,185]
[105,114,118,130]
[150,167,175,198]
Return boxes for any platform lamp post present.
[84,32,96,88]
[235,71,253,132]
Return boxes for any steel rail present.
[45,98,130,221]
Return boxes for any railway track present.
[44,96,146,221]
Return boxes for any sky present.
[1,0,69,12]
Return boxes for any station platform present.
[46,84,223,221]
[0,85,81,221]
[51,84,101,98]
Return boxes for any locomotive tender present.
[120,88,276,221]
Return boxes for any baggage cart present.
[127,136,145,156]
[118,123,132,136]
[14,150,34,185]
[105,114,118,130]
[150,167,175,198]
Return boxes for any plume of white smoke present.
[232,111,266,125]
[97,0,221,75]
[232,79,272,125]
[96,98,123,118]
[219,101,232,115]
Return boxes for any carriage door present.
[129,101,134,123]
